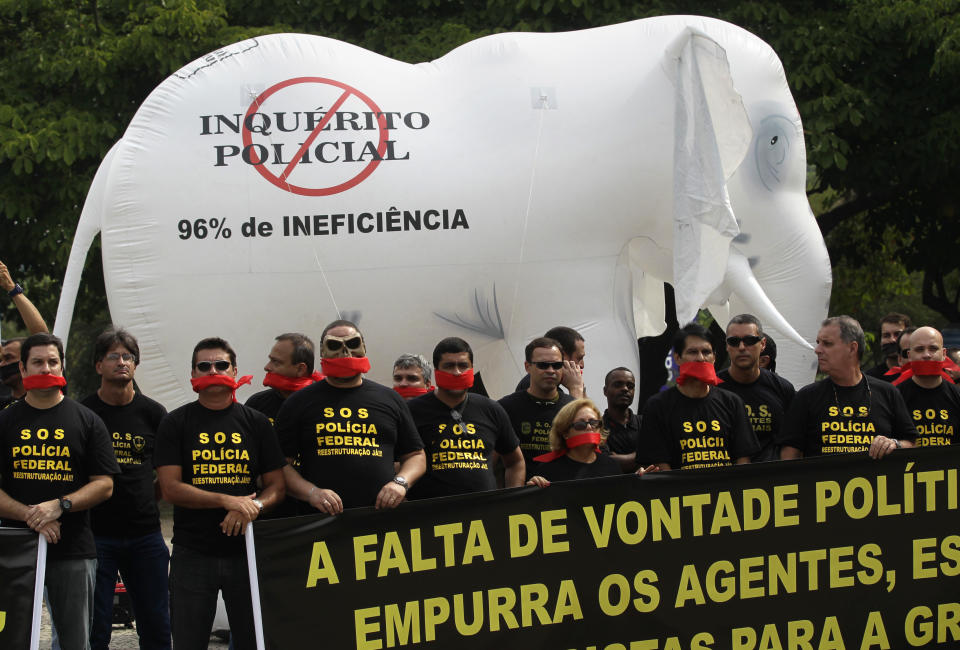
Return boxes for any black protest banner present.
[252,447,960,650]
[0,527,41,650]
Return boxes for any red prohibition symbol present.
[241,77,389,196]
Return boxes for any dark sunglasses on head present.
[325,337,363,351]
[571,419,602,431]
[726,335,763,347]
[532,361,564,370]
[196,360,231,372]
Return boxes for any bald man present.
[896,326,960,447]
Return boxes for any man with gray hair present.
[392,353,434,399]
[718,314,795,462]
[778,315,916,460]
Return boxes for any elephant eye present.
[769,135,778,146]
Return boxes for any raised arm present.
[0,260,48,334]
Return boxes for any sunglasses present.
[324,337,363,351]
[726,335,763,347]
[571,419,602,431]
[195,360,231,372]
[532,361,564,370]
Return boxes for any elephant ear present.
[665,29,753,324]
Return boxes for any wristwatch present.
[392,476,409,491]
[58,496,72,513]
[252,498,264,514]
[8,283,24,298]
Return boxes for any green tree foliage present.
[1,0,958,395]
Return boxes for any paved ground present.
[37,502,230,649]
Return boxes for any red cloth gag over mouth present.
[22,374,67,392]
[263,371,324,392]
[321,356,371,378]
[887,360,958,385]
[394,385,434,399]
[676,361,723,387]
[434,368,475,390]
[533,432,603,463]
[190,374,253,401]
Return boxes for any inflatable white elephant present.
[55,15,831,408]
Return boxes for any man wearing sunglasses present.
[81,328,170,650]
[513,326,586,399]
[896,326,960,447]
[637,323,758,471]
[276,320,425,513]
[498,337,575,477]
[155,337,287,650]
[716,315,796,462]
[407,337,524,498]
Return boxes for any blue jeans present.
[92,531,171,650]
[169,545,255,650]
[46,558,96,650]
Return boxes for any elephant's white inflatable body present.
[56,16,831,408]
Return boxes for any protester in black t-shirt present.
[637,323,759,471]
[155,337,286,650]
[601,367,639,472]
[276,320,425,514]
[894,326,960,447]
[246,332,320,424]
[0,333,119,650]
[408,337,523,499]
[514,326,586,398]
[717,314,796,462]
[527,398,621,484]
[778,316,916,459]
[498,337,574,478]
[246,332,320,518]
[82,328,170,650]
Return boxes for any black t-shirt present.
[602,409,640,456]
[531,453,621,482]
[245,386,308,519]
[407,392,519,499]
[637,387,758,470]
[0,398,120,560]
[777,375,917,456]
[897,380,960,447]
[245,388,286,425]
[865,363,895,383]
[716,368,795,462]
[275,379,424,509]
[154,402,286,555]
[81,393,166,538]
[497,390,574,478]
